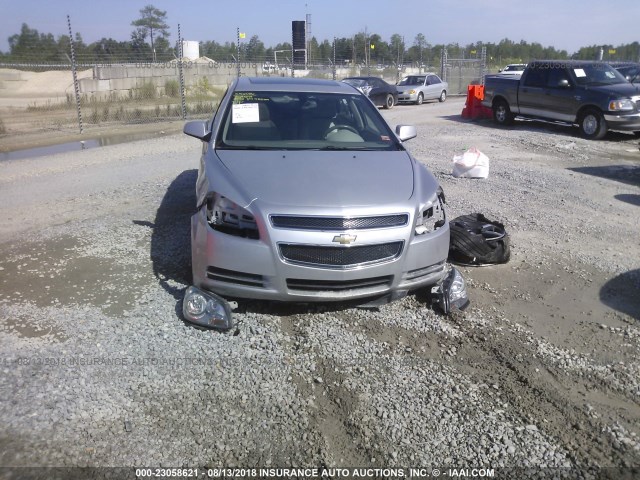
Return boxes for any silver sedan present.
[396,74,448,105]
[181,77,465,328]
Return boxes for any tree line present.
[1,5,638,66]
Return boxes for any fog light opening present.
[183,286,233,330]
[431,267,470,314]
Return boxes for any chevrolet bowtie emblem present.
[333,234,357,245]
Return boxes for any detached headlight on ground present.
[183,286,233,330]
[431,267,470,314]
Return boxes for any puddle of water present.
[0,131,166,161]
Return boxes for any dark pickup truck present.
[482,60,640,139]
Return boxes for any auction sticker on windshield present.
[232,103,260,123]
[574,69,586,77]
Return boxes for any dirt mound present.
[0,68,92,100]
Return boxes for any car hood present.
[215,150,415,208]
[397,85,421,92]
[589,82,640,97]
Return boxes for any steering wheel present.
[324,124,360,138]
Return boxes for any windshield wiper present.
[317,145,385,151]
[218,144,282,150]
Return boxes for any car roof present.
[608,61,640,67]
[528,60,614,68]
[343,76,386,81]
[234,76,356,94]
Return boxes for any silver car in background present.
[181,77,465,329]
[396,73,448,104]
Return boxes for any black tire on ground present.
[416,93,424,105]
[578,108,607,140]
[383,94,394,109]
[492,99,513,125]
[448,214,511,266]
[439,90,447,102]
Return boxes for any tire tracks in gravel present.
[322,305,640,468]
[278,312,369,467]
[448,319,640,468]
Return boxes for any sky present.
[0,0,639,55]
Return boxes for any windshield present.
[617,66,639,83]
[398,76,425,86]
[216,91,401,151]
[572,64,627,86]
[503,65,525,72]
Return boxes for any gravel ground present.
[1,97,639,478]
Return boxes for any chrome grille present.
[279,242,403,268]
[270,214,408,230]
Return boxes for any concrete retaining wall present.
[79,63,267,100]
[1,64,427,101]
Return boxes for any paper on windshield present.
[232,103,260,123]
[574,69,586,77]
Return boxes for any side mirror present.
[396,125,417,142]
[184,120,210,141]
[558,79,571,88]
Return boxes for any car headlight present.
[431,267,470,314]
[183,286,233,330]
[408,89,417,95]
[415,187,446,235]
[608,99,634,111]
[206,193,259,239]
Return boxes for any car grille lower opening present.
[270,214,408,230]
[206,266,265,288]
[279,242,403,268]
[286,275,393,292]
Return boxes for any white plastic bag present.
[452,147,490,178]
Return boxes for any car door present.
[518,65,549,117]
[425,75,441,100]
[369,78,386,106]
[538,68,579,122]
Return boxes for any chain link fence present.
[0,49,485,150]
[438,47,488,94]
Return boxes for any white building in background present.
[182,41,200,60]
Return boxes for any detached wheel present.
[384,94,394,109]
[493,99,513,125]
[439,90,447,102]
[416,93,424,105]
[449,214,511,266]
[579,108,607,140]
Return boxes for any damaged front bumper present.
[182,265,470,331]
